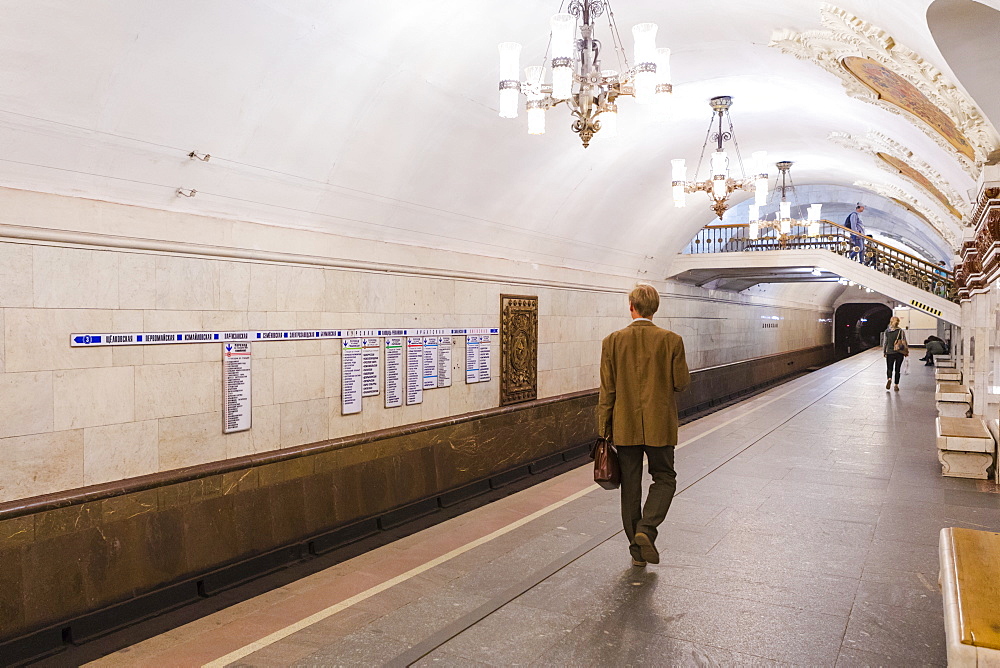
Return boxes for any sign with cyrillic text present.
[222,342,251,434]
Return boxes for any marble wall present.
[0,193,833,504]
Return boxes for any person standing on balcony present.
[844,203,866,263]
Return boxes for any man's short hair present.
[629,284,660,318]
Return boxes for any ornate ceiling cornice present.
[829,130,969,223]
[854,179,960,250]
[771,3,999,177]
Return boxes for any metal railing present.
[683,220,956,301]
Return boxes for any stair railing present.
[683,220,956,301]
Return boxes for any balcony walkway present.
[668,248,961,325]
[81,350,1000,667]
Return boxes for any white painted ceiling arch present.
[0,0,995,280]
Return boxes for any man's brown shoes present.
[634,532,660,564]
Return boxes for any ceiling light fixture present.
[498,0,672,147]
[747,161,822,238]
[672,96,767,219]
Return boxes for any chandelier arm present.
[693,115,716,181]
[726,113,747,180]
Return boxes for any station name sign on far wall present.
[70,327,499,347]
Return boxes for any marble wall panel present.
[83,420,158,485]
[134,362,216,421]
[0,430,83,502]
[248,404,280,455]
[280,398,328,448]
[154,256,219,311]
[219,262,251,311]
[248,263,278,312]
[276,266,326,312]
[32,246,118,310]
[53,366,135,430]
[0,243,33,308]
[0,309,5,373]
[4,309,113,372]
[252,357,274,406]
[324,269,362,314]
[272,355,326,404]
[360,271,397,319]
[0,371,53,439]
[157,412,226,471]
[118,252,157,310]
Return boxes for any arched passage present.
[834,303,893,358]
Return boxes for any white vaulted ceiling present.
[0,0,996,279]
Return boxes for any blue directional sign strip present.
[70,327,498,347]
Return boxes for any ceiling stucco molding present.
[828,130,970,222]
[770,3,999,177]
[854,179,960,249]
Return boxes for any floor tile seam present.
[199,483,603,667]
[382,528,620,668]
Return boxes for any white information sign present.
[385,337,404,408]
[222,342,252,434]
[465,335,480,384]
[437,336,452,388]
[341,338,363,414]
[478,335,492,382]
[422,337,439,390]
[406,337,424,405]
[362,338,380,397]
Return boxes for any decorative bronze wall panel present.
[499,294,538,406]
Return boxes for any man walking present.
[597,284,690,567]
[844,203,866,263]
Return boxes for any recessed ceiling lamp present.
[747,161,823,238]
[671,96,768,219]
[498,0,672,147]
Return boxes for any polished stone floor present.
[88,350,1000,667]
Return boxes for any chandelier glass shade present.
[671,96,768,219]
[497,0,672,147]
[747,161,823,238]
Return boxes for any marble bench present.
[937,383,973,418]
[939,527,1000,666]
[936,368,962,383]
[934,355,956,369]
[936,416,995,479]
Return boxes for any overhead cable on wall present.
[0,107,646,259]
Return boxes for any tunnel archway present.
[834,303,893,358]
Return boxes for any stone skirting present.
[0,343,834,660]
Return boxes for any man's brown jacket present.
[596,320,691,446]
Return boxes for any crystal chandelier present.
[671,96,768,219]
[498,0,672,148]
[747,161,823,238]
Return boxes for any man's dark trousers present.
[617,444,677,560]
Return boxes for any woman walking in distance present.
[597,284,690,567]
[882,316,907,392]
